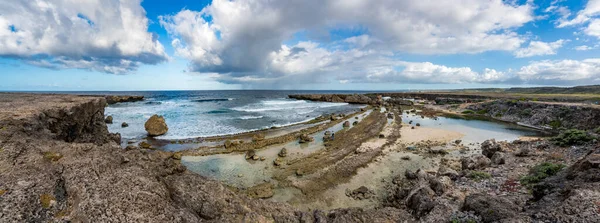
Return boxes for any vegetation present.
[520,162,566,187]
[519,108,532,117]
[548,120,562,129]
[42,152,63,162]
[551,129,596,147]
[468,171,492,182]
[476,109,488,115]
[461,110,475,114]
[40,194,56,208]
[0,189,6,196]
[595,127,600,134]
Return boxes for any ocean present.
[97,90,367,140]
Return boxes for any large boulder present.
[144,115,168,136]
[462,194,518,222]
[461,155,491,170]
[481,139,502,158]
[343,121,350,127]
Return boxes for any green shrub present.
[476,109,488,115]
[551,129,596,146]
[462,110,475,114]
[595,127,600,134]
[548,120,562,129]
[520,108,532,117]
[520,162,565,187]
[468,171,492,182]
[494,113,503,117]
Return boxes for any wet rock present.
[481,139,502,158]
[346,186,375,200]
[144,114,168,136]
[104,115,113,124]
[387,113,394,119]
[353,121,358,126]
[278,148,287,157]
[299,133,314,143]
[245,150,257,160]
[105,95,144,104]
[125,145,138,150]
[416,123,421,127]
[463,194,518,222]
[491,152,506,165]
[454,140,462,145]
[323,131,333,142]
[246,183,274,199]
[428,147,448,155]
[139,141,152,149]
[461,155,491,170]
[406,146,417,151]
[121,122,128,128]
[343,121,351,127]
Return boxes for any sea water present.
[100,90,364,140]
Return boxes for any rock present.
[416,123,421,127]
[323,131,334,142]
[277,148,288,157]
[104,115,113,124]
[387,113,394,119]
[296,169,304,176]
[246,183,274,199]
[428,176,452,195]
[428,147,448,155]
[406,186,436,217]
[139,141,152,149]
[463,194,518,222]
[330,115,338,121]
[516,146,533,157]
[491,152,506,165]
[144,114,168,136]
[343,121,350,127]
[252,133,265,142]
[438,166,459,180]
[401,156,411,160]
[379,134,385,138]
[481,139,502,158]
[454,140,462,145]
[121,122,128,128]
[273,158,285,166]
[125,145,138,150]
[461,155,491,170]
[224,140,241,149]
[406,146,417,151]
[172,152,182,160]
[353,121,358,126]
[260,156,266,161]
[105,95,144,104]
[411,126,415,129]
[346,186,375,200]
[299,133,314,143]
[245,150,256,160]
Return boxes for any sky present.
[1,0,600,91]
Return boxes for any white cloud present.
[514,39,566,58]
[585,19,600,38]
[516,58,600,83]
[574,45,598,51]
[0,0,167,73]
[557,0,600,27]
[160,0,534,84]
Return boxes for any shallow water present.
[402,113,545,143]
[182,110,373,187]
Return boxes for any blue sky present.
[1,0,600,91]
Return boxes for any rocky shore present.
[104,95,144,104]
[2,93,599,222]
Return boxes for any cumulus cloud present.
[514,39,566,58]
[556,0,600,27]
[0,0,167,73]
[515,58,600,84]
[160,0,534,85]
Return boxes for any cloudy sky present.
[1,0,600,91]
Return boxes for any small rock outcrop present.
[481,139,502,158]
[144,114,168,136]
[104,115,113,124]
[299,133,314,143]
[121,122,128,128]
[346,186,375,200]
[343,121,350,127]
[461,155,491,170]
[105,95,144,104]
[278,148,287,157]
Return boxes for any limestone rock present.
[299,134,314,143]
[144,115,168,136]
[104,115,113,124]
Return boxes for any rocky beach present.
[0,91,599,222]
